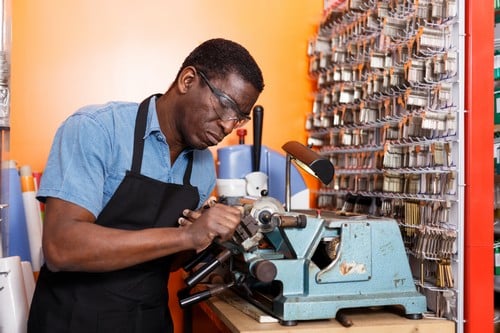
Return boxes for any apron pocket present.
[69,302,99,333]
[96,307,167,333]
[97,311,134,333]
[137,307,169,332]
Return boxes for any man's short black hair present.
[179,38,264,93]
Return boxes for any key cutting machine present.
[179,131,427,326]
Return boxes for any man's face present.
[180,71,260,150]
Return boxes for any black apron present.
[28,94,200,333]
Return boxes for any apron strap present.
[131,94,162,173]
[132,94,196,186]
[183,151,194,185]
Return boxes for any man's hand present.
[178,196,217,225]
[178,196,242,252]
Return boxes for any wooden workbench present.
[196,294,456,333]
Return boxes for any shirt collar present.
[144,94,162,137]
[143,94,195,155]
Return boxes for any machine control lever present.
[271,214,307,228]
[184,248,232,288]
[252,105,263,172]
[179,282,234,308]
[182,245,214,272]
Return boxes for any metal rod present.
[285,154,291,212]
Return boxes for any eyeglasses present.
[197,69,251,128]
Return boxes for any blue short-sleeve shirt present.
[37,96,216,218]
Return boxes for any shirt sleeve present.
[37,111,111,218]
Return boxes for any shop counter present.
[195,292,456,333]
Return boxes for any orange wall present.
[10,1,323,173]
[10,1,323,332]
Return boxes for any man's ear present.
[177,66,197,94]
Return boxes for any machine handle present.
[182,245,213,272]
[178,284,230,308]
[271,214,307,228]
[184,249,232,288]
[252,105,263,172]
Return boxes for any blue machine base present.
[233,213,427,324]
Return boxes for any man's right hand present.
[178,200,242,252]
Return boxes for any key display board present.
[306,0,464,331]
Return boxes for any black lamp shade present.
[281,141,334,185]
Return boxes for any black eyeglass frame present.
[196,69,251,124]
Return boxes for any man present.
[27,38,264,333]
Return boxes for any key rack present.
[307,0,464,330]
